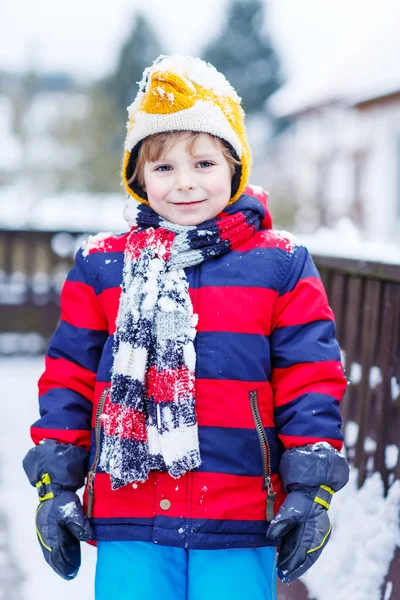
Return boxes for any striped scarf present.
[99,190,270,489]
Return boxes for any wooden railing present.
[0,229,84,352]
[314,254,400,600]
[315,255,400,492]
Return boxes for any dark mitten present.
[35,489,92,580]
[267,442,349,584]
[267,485,333,583]
[23,440,92,580]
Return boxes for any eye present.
[155,165,172,172]
[196,161,214,168]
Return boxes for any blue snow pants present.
[95,541,277,600]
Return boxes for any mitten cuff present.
[280,442,349,493]
[23,440,89,494]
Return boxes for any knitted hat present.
[122,55,252,205]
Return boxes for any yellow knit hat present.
[122,55,251,205]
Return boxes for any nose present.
[176,169,197,192]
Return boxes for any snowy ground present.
[1,357,96,600]
[2,356,399,600]
[302,471,400,600]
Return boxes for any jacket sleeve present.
[270,242,347,451]
[31,247,109,451]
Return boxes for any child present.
[23,55,349,600]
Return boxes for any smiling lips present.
[172,199,207,206]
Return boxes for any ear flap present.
[125,142,149,202]
[221,140,242,200]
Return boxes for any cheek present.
[208,167,232,193]
[145,179,167,203]
[209,173,232,201]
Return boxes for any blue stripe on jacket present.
[94,331,272,383]
[274,393,343,440]
[91,426,282,476]
[278,245,320,295]
[91,517,273,548]
[78,244,320,296]
[187,247,288,290]
[196,331,271,380]
[79,246,295,293]
[271,320,340,368]
[35,388,92,431]
[91,515,270,536]
[195,426,281,476]
[47,321,109,373]
[71,251,124,294]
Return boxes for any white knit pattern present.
[147,421,201,465]
[125,100,242,158]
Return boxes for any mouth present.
[172,199,207,207]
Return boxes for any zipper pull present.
[265,476,276,522]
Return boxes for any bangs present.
[140,132,204,163]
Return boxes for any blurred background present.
[2,0,400,353]
[2,0,400,352]
[1,1,400,599]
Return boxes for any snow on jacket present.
[31,190,347,549]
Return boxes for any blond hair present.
[128,131,240,190]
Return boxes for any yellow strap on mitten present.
[35,473,54,502]
[313,484,334,510]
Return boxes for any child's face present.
[143,133,232,226]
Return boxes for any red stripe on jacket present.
[61,281,109,330]
[189,287,276,335]
[272,361,347,407]
[196,379,274,428]
[190,472,285,520]
[98,287,121,335]
[273,277,334,328]
[102,286,277,336]
[236,229,295,252]
[278,434,343,452]
[85,232,129,255]
[89,378,275,432]
[87,471,286,520]
[31,427,91,450]
[38,356,96,401]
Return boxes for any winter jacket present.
[31,190,347,549]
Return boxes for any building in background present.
[265,36,400,243]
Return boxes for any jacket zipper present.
[249,390,276,522]
[87,386,110,518]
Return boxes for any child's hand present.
[266,486,332,583]
[23,440,91,579]
[266,443,349,584]
[35,490,92,580]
